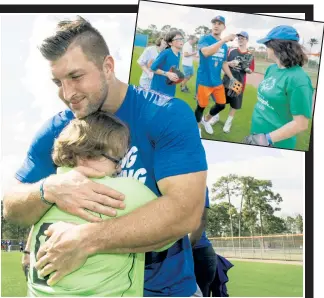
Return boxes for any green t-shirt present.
[251,64,313,149]
[28,167,173,297]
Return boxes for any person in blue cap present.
[243,25,313,149]
[195,16,237,137]
[209,31,255,134]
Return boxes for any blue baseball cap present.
[237,31,249,40]
[257,25,300,44]
[211,15,225,25]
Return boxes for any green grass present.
[129,46,311,151]
[1,252,27,297]
[1,252,303,297]
[227,260,303,297]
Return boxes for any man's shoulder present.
[129,85,185,108]
[30,109,74,148]
[128,85,192,121]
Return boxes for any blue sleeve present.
[205,187,210,208]
[15,111,73,183]
[198,35,209,50]
[224,44,229,62]
[149,99,208,181]
[150,49,167,71]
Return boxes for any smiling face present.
[50,45,109,118]
[237,35,248,47]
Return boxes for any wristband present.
[23,250,30,255]
[40,179,54,206]
[265,133,273,146]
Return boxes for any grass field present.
[1,252,303,297]
[129,46,312,151]
[1,252,27,297]
[227,260,303,297]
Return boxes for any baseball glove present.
[227,78,243,97]
[242,133,272,147]
[166,66,185,85]
[240,53,254,73]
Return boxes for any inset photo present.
[130,0,324,151]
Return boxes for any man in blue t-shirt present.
[189,188,217,297]
[3,16,207,297]
[195,16,236,137]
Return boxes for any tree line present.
[206,174,303,239]
[136,24,320,68]
[1,174,303,242]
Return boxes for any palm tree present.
[308,38,319,53]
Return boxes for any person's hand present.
[228,60,240,68]
[43,166,126,222]
[245,68,253,74]
[223,34,236,43]
[166,72,179,82]
[35,222,88,286]
[21,252,30,281]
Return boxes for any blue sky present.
[1,13,305,217]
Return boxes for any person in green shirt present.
[27,111,173,297]
[243,25,313,150]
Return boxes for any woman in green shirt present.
[244,25,313,150]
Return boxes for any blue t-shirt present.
[197,34,228,87]
[150,48,181,97]
[15,85,207,297]
[194,188,211,249]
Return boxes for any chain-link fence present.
[210,234,303,261]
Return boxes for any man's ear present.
[102,55,115,78]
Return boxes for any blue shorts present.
[183,65,194,78]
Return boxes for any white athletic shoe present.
[201,117,214,135]
[209,114,220,125]
[223,120,232,133]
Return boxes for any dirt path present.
[246,72,264,88]
[227,257,303,266]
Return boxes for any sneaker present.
[223,120,232,133]
[181,87,190,93]
[209,114,220,125]
[201,117,214,134]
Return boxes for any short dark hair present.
[265,39,308,68]
[164,30,183,48]
[188,35,197,41]
[52,111,130,168]
[39,16,110,67]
